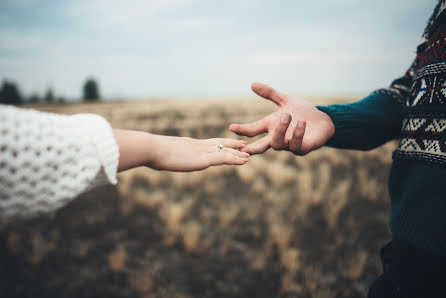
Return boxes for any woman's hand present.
[146,134,249,171]
[114,130,249,172]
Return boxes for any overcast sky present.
[0,0,438,100]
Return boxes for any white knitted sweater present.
[0,104,119,221]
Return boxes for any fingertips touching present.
[243,135,271,155]
[226,153,249,165]
[218,138,247,149]
[238,140,248,149]
[225,148,250,158]
[236,156,249,165]
[209,151,248,167]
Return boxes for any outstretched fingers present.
[206,139,250,166]
[251,82,287,106]
[209,150,249,166]
[241,135,271,155]
[224,147,250,159]
[229,119,267,137]
[210,138,247,149]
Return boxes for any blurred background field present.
[0,98,396,298]
[0,1,435,296]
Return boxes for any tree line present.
[0,78,101,105]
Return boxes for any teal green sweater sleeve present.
[316,92,403,150]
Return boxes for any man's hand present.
[229,82,335,155]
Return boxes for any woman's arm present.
[114,129,249,172]
[0,105,248,220]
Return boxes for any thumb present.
[251,82,287,106]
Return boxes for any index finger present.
[241,135,271,155]
[229,118,267,137]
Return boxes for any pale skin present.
[114,130,249,172]
[113,81,333,172]
[230,82,335,155]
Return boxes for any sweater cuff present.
[93,116,119,185]
[72,114,119,185]
[316,105,361,148]
[316,92,403,150]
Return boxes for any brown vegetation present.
[0,98,395,297]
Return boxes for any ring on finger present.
[217,144,224,152]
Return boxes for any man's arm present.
[230,82,404,155]
[316,92,403,150]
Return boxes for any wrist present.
[115,129,158,172]
[318,109,335,142]
[142,132,165,169]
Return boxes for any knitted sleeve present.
[316,92,404,150]
[0,105,119,221]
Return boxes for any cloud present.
[0,0,438,98]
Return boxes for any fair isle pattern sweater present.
[386,0,446,165]
[317,0,446,257]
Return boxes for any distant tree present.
[44,87,55,102]
[28,93,41,103]
[83,78,100,101]
[0,80,23,105]
[57,96,66,104]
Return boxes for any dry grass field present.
[0,98,396,298]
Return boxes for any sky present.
[0,0,438,100]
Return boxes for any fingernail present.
[281,113,290,123]
[297,120,305,128]
[242,152,250,157]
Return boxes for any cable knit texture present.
[0,104,119,221]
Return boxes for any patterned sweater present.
[318,0,446,257]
